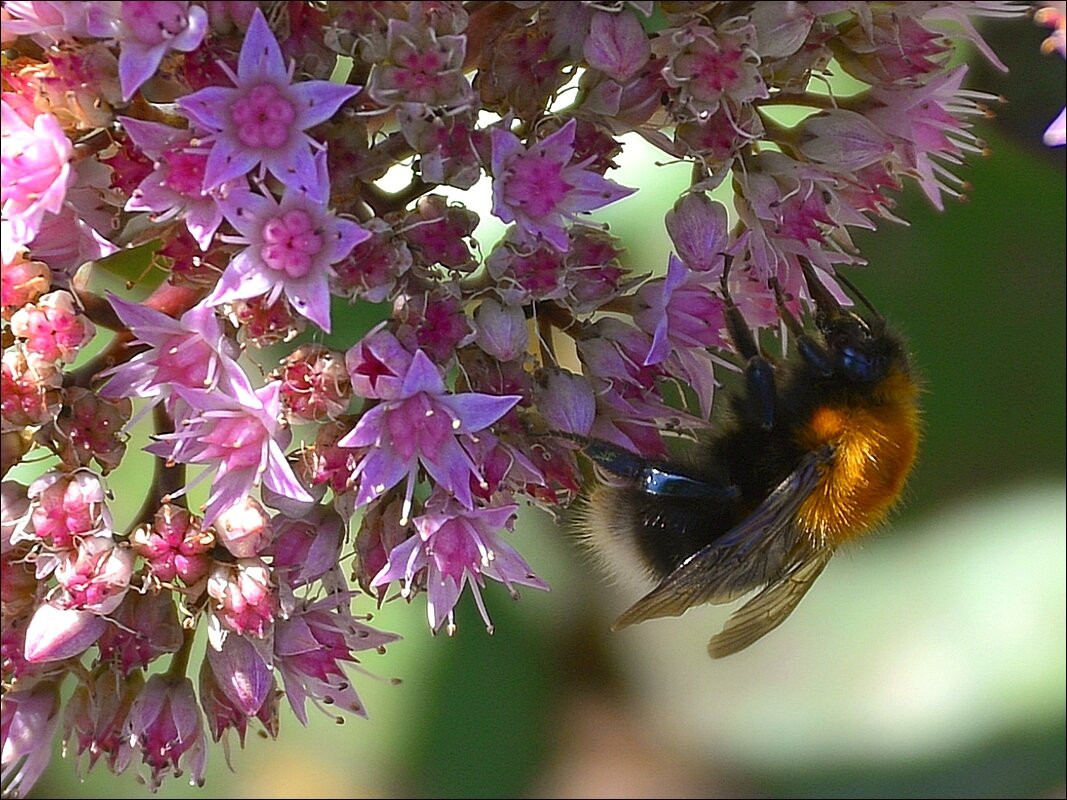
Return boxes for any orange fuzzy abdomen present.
[795,372,921,547]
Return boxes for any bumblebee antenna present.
[832,270,884,324]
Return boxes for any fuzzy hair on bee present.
[577,258,921,658]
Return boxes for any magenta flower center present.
[161,149,208,197]
[386,395,454,461]
[429,521,482,581]
[677,45,743,94]
[231,83,297,150]
[199,415,267,470]
[260,209,323,278]
[505,155,573,219]
[153,333,214,387]
[122,1,191,46]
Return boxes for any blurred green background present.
[28,20,1065,800]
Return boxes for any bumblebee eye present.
[840,345,883,382]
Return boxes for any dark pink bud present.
[275,344,351,423]
[131,503,213,584]
[9,290,95,363]
[230,294,306,348]
[54,535,134,615]
[0,254,51,320]
[27,470,110,550]
[1,346,62,429]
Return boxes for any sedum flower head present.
[0,2,1037,795]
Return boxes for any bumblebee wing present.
[705,545,833,658]
[612,445,833,629]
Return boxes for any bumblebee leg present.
[771,275,833,377]
[722,269,776,431]
[582,439,739,501]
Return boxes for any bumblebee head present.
[798,259,907,384]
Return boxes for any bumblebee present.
[580,258,921,657]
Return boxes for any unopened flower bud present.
[130,503,213,584]
[1,254,51,319]
[23,601,107,662]
[54,534,134,615]
[28,470,110,549]
[207,558,276,638]
[9,290,95,363]
[1,345,62,429]
[537,369,596,435]
[274,344,351,423]
[475,298,528,361]
[213,496,273,558]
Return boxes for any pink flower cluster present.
[0,1,1029,794]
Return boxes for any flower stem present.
[166,627,197,679]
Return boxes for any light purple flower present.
[118,117,237,250]
[1,680,61,798]
[99,295,246,408]
[1,2,92,45]
[176,8,359,201]
[86,1,207,101]
[1,100,73,264]
[274,593,399,725]
[146,379,312,526]
[372,494,549,634]
[636,254,728,365]
[118,674,207,791]
[491,118,634,252]
[864,65,989,211]
[338,349,521,521]
[206,184,368,332]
